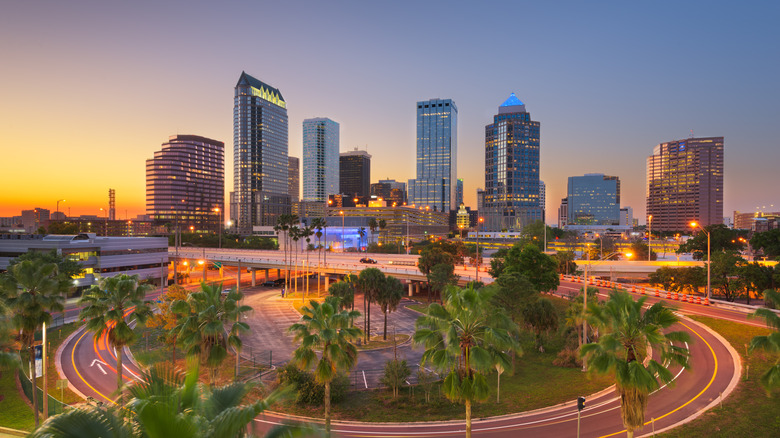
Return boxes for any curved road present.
[59,269,751,436]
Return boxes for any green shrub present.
[278,363,349,405]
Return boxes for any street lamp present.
[214,207,223,249]
[647,215,653,262]
[56,199,66,219]
[476,217,484,283]
[339,210,345,252]
[690,222,711,300]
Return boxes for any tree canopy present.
[490,243,559,292]
[678,224,747,260]
[751,228,780,260]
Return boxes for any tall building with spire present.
[408,98,458,212]
[230,72,290,234]
[483,93,542,231]
[303,117,340,202]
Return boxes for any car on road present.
[261,281,276,287]
[360,257,377,264]
[274,278,286,286]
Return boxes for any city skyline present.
[2,2,779,223]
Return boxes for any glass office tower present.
[303,117,340,202]
[646,137,724,232]
[566,174,621,225]
[340,149,371,198]
[483,93,542,232]
[408,98,458,212]
[231,72,290,234]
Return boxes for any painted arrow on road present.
[90,359,107,375]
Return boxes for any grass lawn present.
[356,334,410,351]
[405,302,429,314]
[0,370,35,432]
[272,295,614,422]
[0,322,82,432]
[661,316,780,437]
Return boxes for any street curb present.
[636,314,743,437]
[54,324,91,401]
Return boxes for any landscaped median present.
[269,295,615,422]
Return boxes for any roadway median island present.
[267,296,615,423]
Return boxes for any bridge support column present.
[408,281,414,297]
[251,269,256,287]
[325,276,330,289]
[265,269,269,281]
[202,262,207,282]
[219,266,224,279]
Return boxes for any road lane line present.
[71,328,117,405]
[597,320,718,438]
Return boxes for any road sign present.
[213,262,222,268]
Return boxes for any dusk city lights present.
[1,2,779,437]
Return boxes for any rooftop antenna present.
[689,129,694,138]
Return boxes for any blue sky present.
[2,1,778,222]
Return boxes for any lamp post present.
[56,199,65,219]
[214,207,223,248]
[647,215,653,261]
[475,217,483,283]
[690,222,711,300]
[340,210,345,252]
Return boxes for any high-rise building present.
[646,137,724,232]
[558,198,569,229]
[288,156,300,202]
[483,93,542,231]
[409,98,458,212]
[231,71,290,234]
[146,135,225,233]
[303,118,340,202]
[566,173,621,226]
[539,180,546,223]
[455,178,464,208]
[370,179,407,206]
[339,148,371,198]
[620,207,634,228]
[21,208,50,233]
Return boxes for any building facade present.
[370,179,407,206]
[288,156,300,202]
[146,135,224,233]
[566,173,621,226]
[455,178,464,208]
[558,197,569,229]
[483,93,542,232]
[325,206,449,250]
[302,118,340,202]
[0,233,168,290]
[339,149,371,198]
[646,137,724,232]
[409,98,458,212]
[21,208,50,233]
[231,72,290,234]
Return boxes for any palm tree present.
[79,274,151,404]
[375,276,404,340]
[413,285,520,438]
[312,217,325,290]
[581,291,691,438]
[301,226,315,302]
[31,364,309,438]
[358,227,367,252]
[368,218,378,246]
[358,268,385,344]
[522,297,559,352]
[171,282,251,384]
[290,225,301,293]
[328,280,355,312]
[378,219,387,242]
[2,259,65,426]
[289,296,362,433]
[749,289,780,391]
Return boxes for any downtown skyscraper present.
[646,137,723,232]
[408,98,458,212]
[146,135,224,233]
[231,72,290,234]
[483,93,542,232]
[302,117,340,202]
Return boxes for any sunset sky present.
[2,1,779,223]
